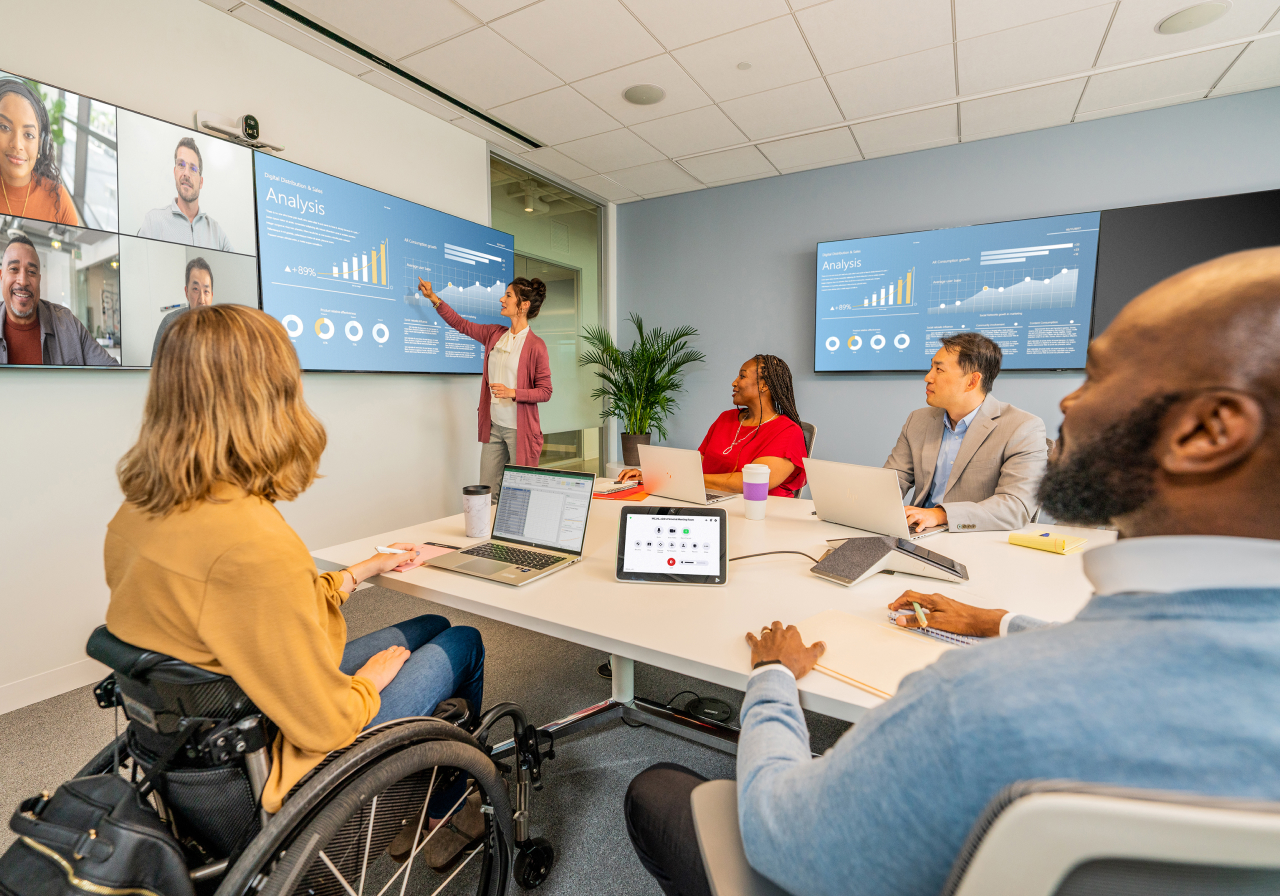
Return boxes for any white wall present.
[0,0,491,713]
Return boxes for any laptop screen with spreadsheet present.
[490,466,595,555]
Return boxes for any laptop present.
[428,465,595,585]
[806,458,947,541]
[638,444,737,505]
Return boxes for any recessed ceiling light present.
[737,62,752,71]
[623,84,665,105]
[1156,1,1230,34]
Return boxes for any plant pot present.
[620,432,652,467]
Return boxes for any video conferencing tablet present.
[616,506,727,586]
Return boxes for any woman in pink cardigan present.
[418,277,553,502]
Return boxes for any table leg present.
[610,654,634,704]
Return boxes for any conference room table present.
[313,494,1113,753]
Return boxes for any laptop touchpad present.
[458,557,512,575]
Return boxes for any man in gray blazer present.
[883,331,1046,532]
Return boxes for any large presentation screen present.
[815,212,1101,372]
[254,153,513,373]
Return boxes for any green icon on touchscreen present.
[683,528,689,534]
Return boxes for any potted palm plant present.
[579,313,706,466]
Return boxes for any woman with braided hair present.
[620,354,809,497]
[0,80,78,225]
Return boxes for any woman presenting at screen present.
[620,354,809,496]
[418,277,552,502]
[0,80,79,225]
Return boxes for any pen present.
[911,601,929,629]
[376,546,407,554]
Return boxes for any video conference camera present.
[195,111,284,153]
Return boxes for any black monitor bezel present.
[489,464,596,557]
[615,505,728,586]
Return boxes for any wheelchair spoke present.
[427,845,483,896]
[318,850,360,896]
[397,770,434,896]
[373,784,475,896]
[357,795,377,896]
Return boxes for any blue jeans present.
[340,615,485,817]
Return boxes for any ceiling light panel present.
[758,128,863,170]
[719,78,845,140]
[571,55,713,125]
[825,44,957,120]
[490,86,621,144]
[400,27,561,109]
[1078,44,1242,112]
[957,4,1116,94]
[1096,0,1275,67]
[672,16,821,101]
[954,0,1113,42]
[959,79,1086,140]
[555,128,666,172]
[796,0,954,75]
[679,146,776,183]
[623,0,790,50]
[629,105,749,156]
[286,0,479,61]
[851,104,958,157]
[1211,35,1280,96]
[607,159,703,195]
[491,0,664,82]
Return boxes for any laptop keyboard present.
[460,542,563,570]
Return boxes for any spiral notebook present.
[887,610,984,646]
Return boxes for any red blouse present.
[698,410,808,497]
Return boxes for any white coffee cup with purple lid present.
[742,463,770,520]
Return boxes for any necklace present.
[0,178,32,218]
[720,411,778,455]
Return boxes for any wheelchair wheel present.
[513,836,555,890]
[231,738,511,896]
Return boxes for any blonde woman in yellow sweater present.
[103,304,484,866]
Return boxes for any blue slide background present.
[815,212,1101,372]
[254,152,513,373]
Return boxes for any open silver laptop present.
[428,465,595,585]
[806,458,946,540]
[638,444,737,505]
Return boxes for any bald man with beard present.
[624,247,1280,896]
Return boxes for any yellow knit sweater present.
[103,483,379,813]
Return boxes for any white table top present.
[313,495,1114,724]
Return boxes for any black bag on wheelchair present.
[0,773,194,896]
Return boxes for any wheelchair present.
[70,625,557,895]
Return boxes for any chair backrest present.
[800,421,816,455]
[690,780,789,896]
[944,780,1280,896]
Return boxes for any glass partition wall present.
[490,156,603,475]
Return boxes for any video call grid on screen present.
[253,152,515,375]
[814,212,1102,374]
[0,68,259,369]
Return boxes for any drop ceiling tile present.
[400,28,561,109]
[788,0,832,8]
[491,0,664,82]
[672,16,822,102]
[629,105,747,156]
[198,0,240,11]
[1078,46,1241,113]
[555,128,666,172]
[679,146,776,183]
[1097,0,1278,68]
[287,0,479,60]
[778,154,864,174]
[955,0,1113,41]
[490,87,620,144]
[232,6,372,76]
[796,0,953,74]
[358,70,463,120]
[639,185,707,199]
[957,4,1115,94]
[826,44,956,120]
[624,0,790,49]
[851,104,957,157]
[522,147,597,179]
[759,127,862,168]
[571,55,712,125]
[449,116,534,152]
[607,160,703,194]
[573,174,639,201]
[720,79,844,139]
[703,171,778,188]
[453,0,538,22]
[1213,37,1280,96]
[960,78,1085,138]
[1074,91,1204,121]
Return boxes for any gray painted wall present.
[616,87,1280,468]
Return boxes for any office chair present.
[800,421,816,456]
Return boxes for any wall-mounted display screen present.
[815,212,1101,372]
[254,152,513,374]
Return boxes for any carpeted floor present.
[0,585,851,894]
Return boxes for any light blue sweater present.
[737,586,1280,896]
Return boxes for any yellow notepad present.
[795,609,953,699]
[1008,531,1088,554]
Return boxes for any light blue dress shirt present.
[924,405,980,508]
